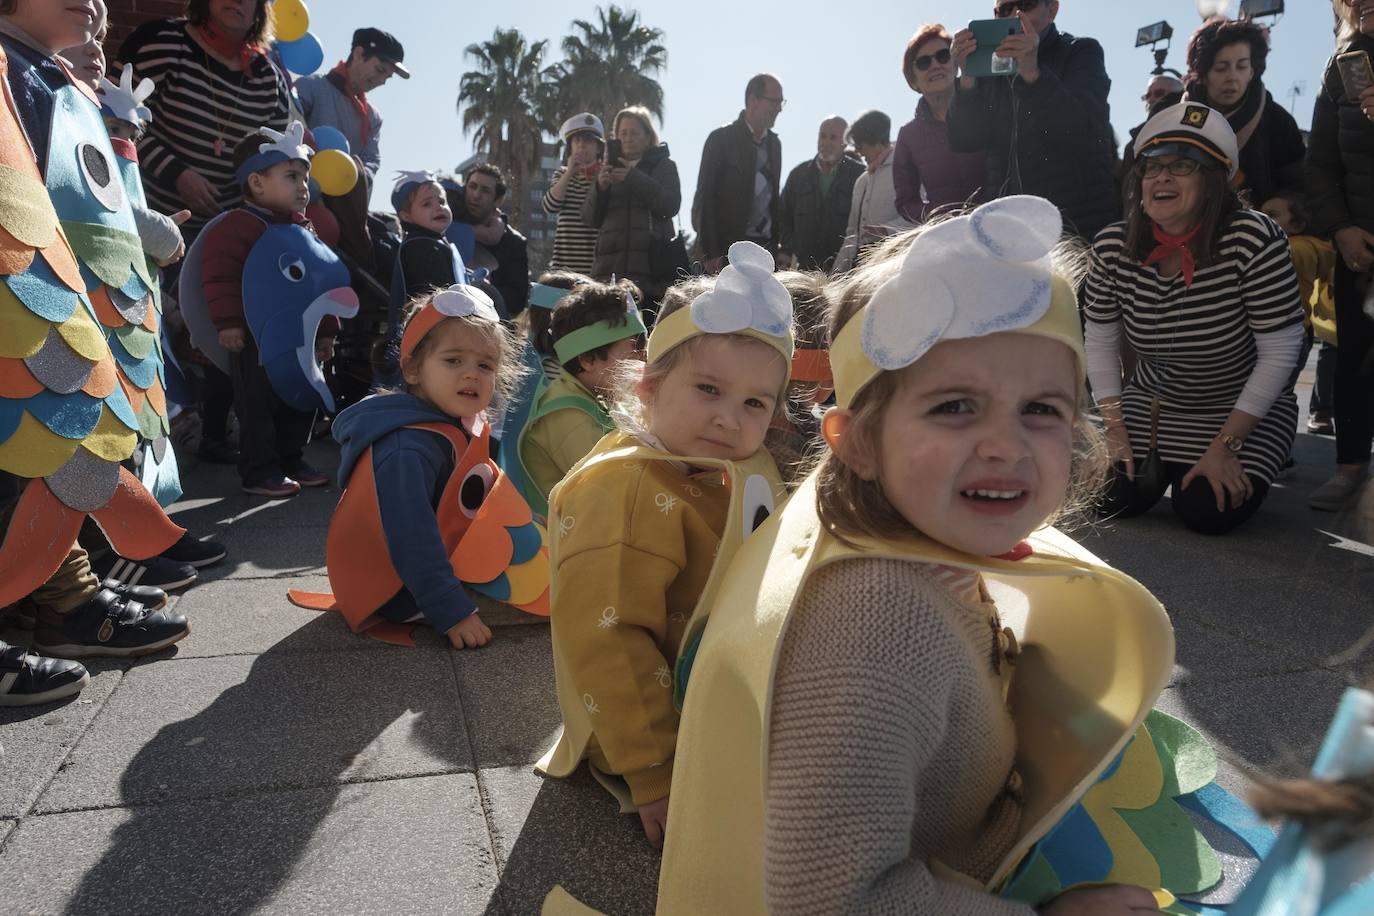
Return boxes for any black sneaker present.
[160,532,228,568]
[33,588,189,658]
[197,438,240,464]
[101,580,168,609]
[91,552,198,591]
[0,640,89,706]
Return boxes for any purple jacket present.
[892,98,987,223]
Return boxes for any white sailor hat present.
[558,112,605,144]
[1134,101,1239,179]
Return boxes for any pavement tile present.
[205,522,330,581]
[168,575,449,658]
[0,664,123,818]
[1167,611,1320,686]
[227,487,342,529]
[476,593,552,629]
[480,764,660,916]
[0,818,12,847]
[1157,669,1348,778]
[0,774,497,915]
[36,649,472,812]
[453,626,559,769]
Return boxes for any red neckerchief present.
[1143,222,1201,287]
[329,61,371,149]
[196,21,264,71]
[996,540,1033,562]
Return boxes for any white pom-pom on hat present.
[431,283,500,323]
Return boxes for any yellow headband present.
[645,240,795,376]
[830,195,1085,409]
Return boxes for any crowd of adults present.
[116,0,1372,535]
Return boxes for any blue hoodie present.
[332,392,475,633]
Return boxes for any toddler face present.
[249,159,310,215]
[62,0,105,91]
[577,336,642,396]
[640,335,785,462]
[400,182,453,234]
[856,333,1077,556]
[10,0,98,52]
[1259,198,1301,237]
[403,318,499,420]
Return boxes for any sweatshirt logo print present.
[655,492,678,514]
[654,665,672,688]
[583,693,600,715]
[559,515,576,537]
[597,607,619,629]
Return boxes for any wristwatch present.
[1218,434,1244,453]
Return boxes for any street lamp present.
[1239,0,1284,20]
[1135,21,1176,77]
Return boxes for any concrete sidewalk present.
[1,422,1371,914]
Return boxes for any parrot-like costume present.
[0,46,182,608]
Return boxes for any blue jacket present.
[333,393,474,632]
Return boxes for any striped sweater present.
[117,19,290,235]
[543,166,598,276]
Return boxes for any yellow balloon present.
[272,0,310,44]
[311,149,358,197]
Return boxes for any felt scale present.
[0,46,181,607]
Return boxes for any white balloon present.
[1195,0,1231,18]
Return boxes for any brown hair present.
[776,270,829,351]
[1122,158,1242,266]
[903,24,952,90]
[1185,17,1270,98]
[1251,773,1374,852]
[550,279,646,376]
[813,224,1109,546]
[612,106,659,148]
[526,270,591,357]
[186,0,274,46]
[397,293,524,406]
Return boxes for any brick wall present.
[104,0,186,62]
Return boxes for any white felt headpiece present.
[258,121,313,163]
[96,64,154,129]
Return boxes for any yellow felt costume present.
[521,369,610,503]
[1289,234,1337,345]
[538,431,784,805]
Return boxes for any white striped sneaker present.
[91,554,198,591]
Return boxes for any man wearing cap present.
[543,113,605,276]
[295,27,409,186]
[777,116,863,273]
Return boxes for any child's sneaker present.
[0,640,89,706]
[161,532,228,568]
[33,588,190,658]
[91,552,198,590]
[1309,471,1367,512]
[288,463,330,488]
[242,476,301,498]
[1307,413,1335,436]
[102,580,168,609]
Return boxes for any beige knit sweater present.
[764,556,1035,915]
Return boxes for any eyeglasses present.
[913,48,952,71]
[759,95,786,109]
[1139,158,1203,178]
[994,0,1042,18]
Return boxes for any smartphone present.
[965,18,1022,78]
[606,139,624,168]
[1338,50,1374,103]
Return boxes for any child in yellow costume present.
[646,197,1264,916]
[537,241,793,850]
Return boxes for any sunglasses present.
[994,0,1042,17]
[913,48,952,71]
[1139,158,1202,178]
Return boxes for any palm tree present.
[456,28,556,229]
[554,5,667,128]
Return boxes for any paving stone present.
[168,575,449,658]
[452,627,559,769]
[205,523,329,581]
[480,764,660,916]
[476,593,552,629]
[0,664,123,818]
[1167,611,1319,687]
[0,774,497,915]
[1157,670,1348,778]
[36,651,472,812]
[0,818,12,847]
[227,486,341,529]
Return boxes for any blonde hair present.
[397,294,524,407]
[613,106,659,148]
[608,274,792,440]
[813,221,1108,547]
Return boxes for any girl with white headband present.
[538,242,793,851]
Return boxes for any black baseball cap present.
[352,28,409,79]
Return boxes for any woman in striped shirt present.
[543,112,603,276]
[1085,102,1304,535]
[117,0,290,238]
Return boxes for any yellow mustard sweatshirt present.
[550,431,730,804]
[521,370,610,501]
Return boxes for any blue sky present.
[302,0,1334,215]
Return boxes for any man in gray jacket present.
[295,27,409,188]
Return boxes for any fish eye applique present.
[459,463,495,517]
[278,254,307,282]
[77,143,125,212]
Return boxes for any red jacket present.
[200,204,339,339]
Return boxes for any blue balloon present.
[311,125,349,154]
[277,32,324,75]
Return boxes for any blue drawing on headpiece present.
[242,224,359,413]
[970,279,1049,336]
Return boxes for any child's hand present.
[637,794,669,850]
[446,612,492,650]
[156,210,192,267]
[218,328,246,352]
[315,338,335,363]
[1042,885,1159,915]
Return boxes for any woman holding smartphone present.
[1306,0,1374,511]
